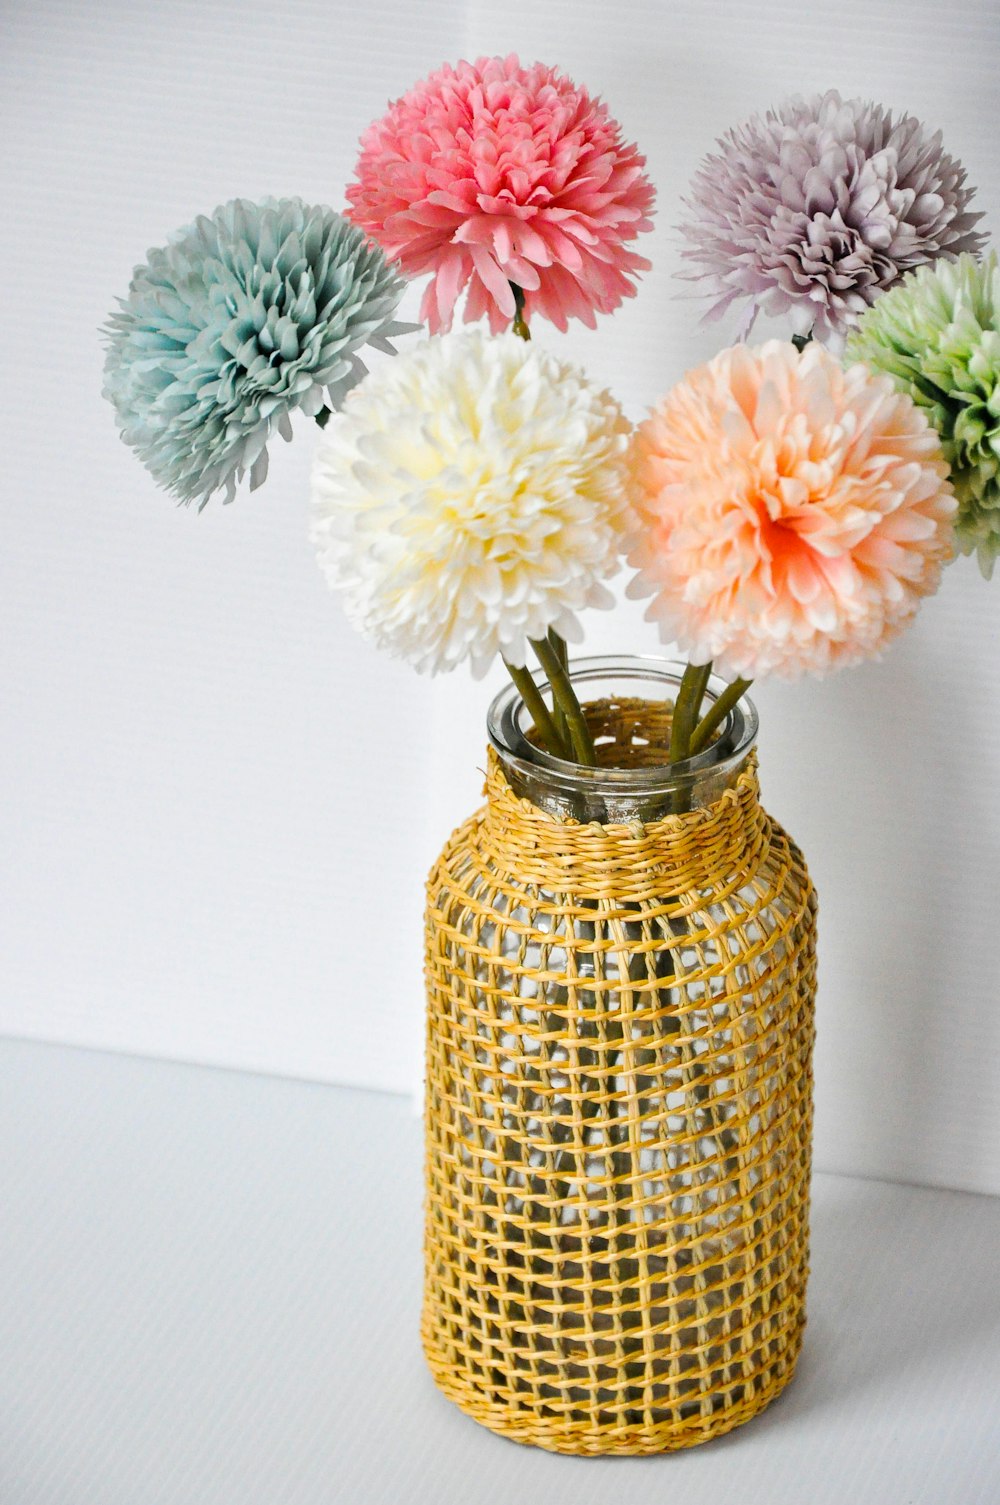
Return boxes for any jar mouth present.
[487,654,758,800]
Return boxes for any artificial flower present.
[103,197,412,507]
[345,54,655,334]
[310,330,632,675]
[679,91,985,349]
[847,252,1000,578]
[627,339,956,679]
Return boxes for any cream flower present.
[310,331,632,675]
[627,340,956,680]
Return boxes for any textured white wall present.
[3,0,999,1192]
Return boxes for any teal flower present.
[847,253,1000,577]
[103,198,414,507]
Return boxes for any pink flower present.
[627,341,956,679]
[346,55,655,334]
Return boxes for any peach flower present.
[346,55,655,334]
[627,341,956,679]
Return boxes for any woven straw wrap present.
[423,738,817,1455]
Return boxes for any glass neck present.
[487,656,759,824]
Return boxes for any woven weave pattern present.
[423,739,817,1455]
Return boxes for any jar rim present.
[486,654,759,799]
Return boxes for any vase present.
[422,656,817,1455]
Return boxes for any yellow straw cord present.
[423,707,817,1455]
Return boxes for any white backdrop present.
[3,0,999,1194]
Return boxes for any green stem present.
[547,628,571,751]
[502,658,570,759]
[315,406,333,428]
[529,636,596,767]
[510,283,530,341]
[669,661,712,765]
[548,627,569,670]
[687,662,713,747]
[791,331,813,353]
[688,677,753,756]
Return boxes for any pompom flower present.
[345,54,655,335]
[847,253,1000,578]
[310,330,632,675]
[627,340,956,680]
[103,197,414,507]
[679,91,985,350]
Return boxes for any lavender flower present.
[679,91,985,349]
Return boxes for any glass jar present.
[487,654,759,821]
[422,656,817,1455]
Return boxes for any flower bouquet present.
[103,57,994,1454]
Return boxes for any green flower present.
[846,253,1000,578]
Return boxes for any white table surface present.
[1,1037,998,1505]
